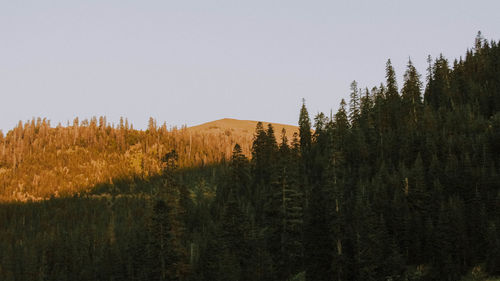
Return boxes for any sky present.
[1,0,500,131]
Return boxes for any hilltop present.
[187,118,299,140]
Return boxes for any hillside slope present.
[0,117,297,201]
[187,118,298,140]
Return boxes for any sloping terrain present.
[187,118,299,140]
[0,117,297,201]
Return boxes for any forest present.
[0,33,499,280]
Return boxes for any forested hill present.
[0,34,499,281]
[0,116,296,201]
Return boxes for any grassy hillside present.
[188,118,298,138]
[187,118,299,156]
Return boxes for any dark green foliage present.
[349,81,361,124]
[297,35,500,281]
[149,200,178,281]
[299,99,312,154]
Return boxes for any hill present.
[187,118,298,140]
[186,118,299,156]
[0,117,296,201]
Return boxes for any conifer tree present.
[349,80,360,125]
[149,199,179,281]
[425,55,451,109]
[267,129,304,280]
[401,59,423,125]
[226,144,251,203]
[299,99,312,154]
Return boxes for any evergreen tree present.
[299,99,312,155]
[149,199,179,281]
[425,54,451,109]
[401,59,423,125]
[349,80,361,125]
[269,129,304,280]
[230,144,251,202]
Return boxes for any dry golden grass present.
[187,118,299,140]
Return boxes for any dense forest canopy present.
[0,33,499,280]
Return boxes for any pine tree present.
[214,144,251,223]
[251,122,278,224]
[385,59,400,126]
[218,194,253,281]
[299,99,312,155]
[335,99,350,148]
[149,199,179,281]
[267,129,304,280]
[425,54,451,109]
[349,80,361,125]
[401,59,423,125]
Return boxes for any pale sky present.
[1,0,499,131]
